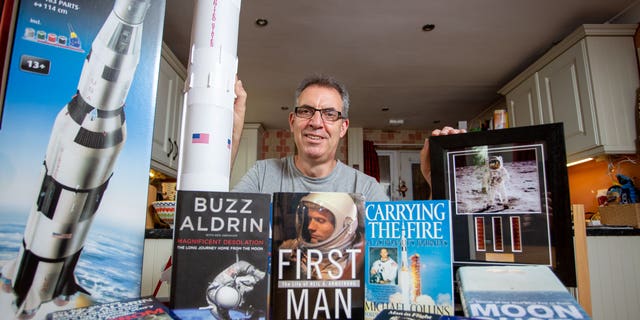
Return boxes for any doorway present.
[377,150,430,201]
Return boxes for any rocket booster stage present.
[0,0,150,317]
[177,0,242,192]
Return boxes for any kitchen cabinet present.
[140,238,172,300]
[505,73,542,127]
[586,235,640,319]
[151,43,186,176]
[499,24,639,163]
[230,123,263,188]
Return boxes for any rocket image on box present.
[176,0,241,192]
[0,0,151,317]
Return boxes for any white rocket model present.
[176,0,242,192]
[0,0,150,317]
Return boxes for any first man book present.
[271,192,366,320]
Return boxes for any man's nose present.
[308,110,324,125]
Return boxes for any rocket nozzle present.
[113,0,151,25]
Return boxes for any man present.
[370,248,398,284]
[230,74,465,198]
[278,192,362,280]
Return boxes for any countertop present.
[586,226,640,236]
[145,228,174,239]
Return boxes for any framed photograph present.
[429,123,576,287]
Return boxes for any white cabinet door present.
[229,123,263,188]
[538,40,597,157]
[141,238,173,299]
[506,73,543,127]
[151,53,185,175]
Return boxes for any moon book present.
[364,200,454,320]
[169,191,271,320]
[271,192,366,320]
[457,265,590,320]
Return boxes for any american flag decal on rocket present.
[192,133,210,144]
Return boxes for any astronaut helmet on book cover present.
[295,192,358,251]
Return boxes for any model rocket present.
[0,0,150,317]
[176,0,242,192]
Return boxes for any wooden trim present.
[161,42,187,78]
[572,204,592,317]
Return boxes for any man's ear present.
[288,112,295,130]
[339,118,349,138]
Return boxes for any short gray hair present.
[294,74,350,119]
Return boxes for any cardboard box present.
[599,203,640,228]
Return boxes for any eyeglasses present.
[294,106,343,122]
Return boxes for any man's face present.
[306,205,336,243]
[380,248,389,260]
[289,85,349,163]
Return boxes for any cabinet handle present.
[173,140,179,161]
[167,138,173,158]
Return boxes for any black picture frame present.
[429,123,576,287]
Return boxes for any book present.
[271,192,366,319]
[46,296,177,320]
[374,309,479,320]
[169,191,271,320]
[364,200,454,319]
[457,265,591,319]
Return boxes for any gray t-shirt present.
[231,156,389,202]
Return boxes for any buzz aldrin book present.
[271,192,366,320]
[364,200,454,320]
[457,265,590,320]
[169,191,271,320]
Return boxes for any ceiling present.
[162,0,638,131]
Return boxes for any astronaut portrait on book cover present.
[279,192,364,280]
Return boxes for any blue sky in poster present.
[0,0,165,230]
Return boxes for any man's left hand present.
[420,126,467,187]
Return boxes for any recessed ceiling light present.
[256,18,268,27]
[422,24,435,32]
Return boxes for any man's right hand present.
[230,77,247,169]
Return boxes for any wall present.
[363,129,431,147]
[261,129,294,159]
[568,155,640,213]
